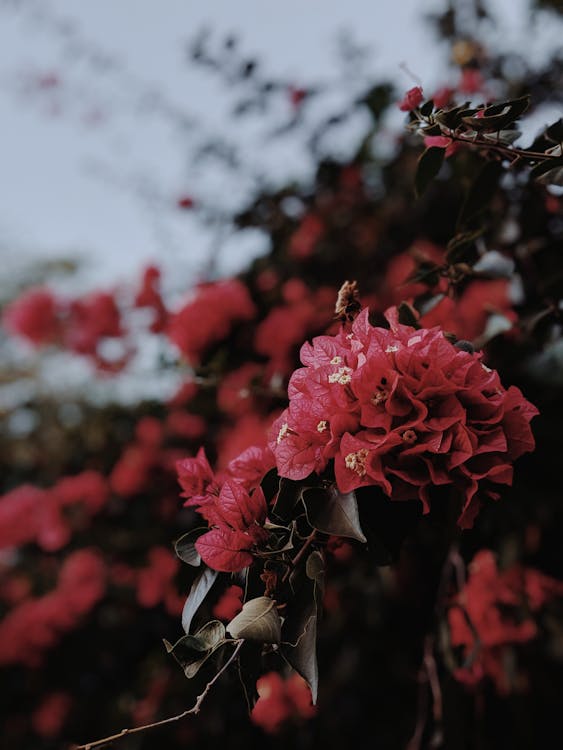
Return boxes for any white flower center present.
[344,448,369,477]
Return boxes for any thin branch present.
[71,639,245,750]
[447,132,558,161]
[282,530,317,582]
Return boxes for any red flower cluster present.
[251,672,316,733]
[167,279,256,364]
[0,471,108,552]
[449,550,563,692]
[134,264,168,333]
[3,285,126,370]
[270,307,538,527]
[177,446,274,572]
[136,546,183,615]
[254,280,337,376]
[0,549,106,667]
[2,287,60,345]
[379,245,516,342]
[288,213,325,259]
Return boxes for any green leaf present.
[174,528,205,567]
[419,99,434,117]
[227,596,282,643]
[530,156,563,186]
[302,485,366,542]
[181,566,218,634]
[305,550,326,583]
[461,96,529,131]
[415,146,445,197]
[259,467,280,505]
[165,620,226,678]
[482,129,521,145]
[397,301,420,328]
[272,477,305,523]
[458,160,503,227]
[434,103,471,130]
[281,562,324,704]
[546,118,563,144]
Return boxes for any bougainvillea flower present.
[398,86,424,112]
[448,550,563,692]
[251,672,316,733]
[177,447,271,572]
[167,279,256,364]
[2,287,60,346]
[269,307,538,527]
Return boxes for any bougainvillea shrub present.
[1,6,563,750]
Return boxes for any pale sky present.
[0,0,560,296]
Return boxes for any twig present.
[71,639,244,750]
[447,132,558,162]
[406,543,465,750]
[282,530,317,582]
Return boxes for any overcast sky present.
[0,0,561,294]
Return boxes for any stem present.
[71,639,244,750]
[282,530,317,583]
[448,132,558,161]
[405,542,464,750]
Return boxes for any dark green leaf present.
[302,485,366,542]
[422,123,443,136]
[434,103,471,129]
[305,550,325,583]
[546,118,563,144]
[273,477,305,523]
[227,596,281,643]
[415,147,445,197]
[530,156,563,186]
[259,467,280,504]
[165,620,226,678]
[181,566,218,634]
[419,99,434,117]
[482,129,521,145]
[458,160,503,227]
[397,301,420,328]
[174,528,205,567]
[281,565,323,704]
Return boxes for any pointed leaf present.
[530,156,563,186]
[415,146,445,197]
[227,596,281,643]
[165,620,226,678]
[174,528,206,566]
[281,562,324,704]
[182,566,218,634]
[305,550,325,585]
[546,118,563,144]
[302,485,366,542]
[272,477,305,523]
